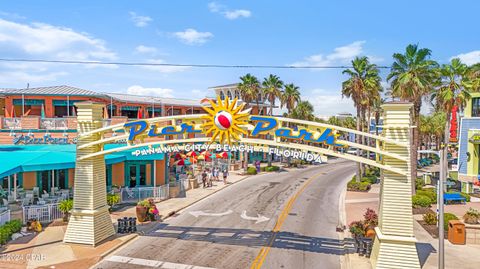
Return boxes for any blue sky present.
[0,1,479,115]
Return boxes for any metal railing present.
[0,210,10,226]
[3,118,21,130]
[22,203,63,224]
[118,185,170,204]
[102,119,112,128]
[40,118,68,130]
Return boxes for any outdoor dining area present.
[170,150,235,181]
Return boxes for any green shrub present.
[348,180,371,192]
[247,167,257,175]
[412,194,431,208]
[415,177,425,190]
[107,193,120,207]
[361,176,377,184]
[417,189,437,203]
[265,166,280,172]
[58,199,73,213]
[423,212,437,225]
[0,219,22,245]
[444,213,459,231]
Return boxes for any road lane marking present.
[250,171,324,269]
[189,209,233,218]
[104,255,217,269]
[241,210,270,224]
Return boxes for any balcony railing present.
[3,118,21,130]
[40,118,68,130]
[102,119,112,128]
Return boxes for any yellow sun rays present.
[201,96,249,145]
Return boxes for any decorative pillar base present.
[370,228,420,269]
[63,205,115,246]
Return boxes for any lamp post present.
[418,149,446,269]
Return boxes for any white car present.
[346,148,358,154]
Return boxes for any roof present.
[0,144,164,178]
[107,92,202,107]
[0,85,104,96]
[208,83,239,89]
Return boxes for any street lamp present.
[418,149,447,269]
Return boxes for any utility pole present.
[418,149,445,269]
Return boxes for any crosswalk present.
[102,255,217,269]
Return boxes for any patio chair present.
[37,198,46,205]
[21,198,30,206]
[33,187,39,197]
[41,193,49,199]
[124,186,135,199]
[2,198,8,206]
[26,193,34,204]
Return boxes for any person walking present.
[214,167,220,181]
[201,169,207,188]
[222,168,229,184]
[207,168,213,187]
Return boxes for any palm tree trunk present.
[355,107,362,183]
[267,101,273,167]
[411,101,421,195]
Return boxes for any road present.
[95,160,356,269]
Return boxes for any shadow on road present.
[147,223,355,255]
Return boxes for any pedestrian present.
[255,160,261,173]
[207,169,213,187]
[201,169,207,188]
[222,168,229,184]
[215,167,220,181]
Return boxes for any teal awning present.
[120,106,139,111]
[0,144,164,178]
[52,100,81,106]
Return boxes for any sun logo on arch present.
[201,96,250,144]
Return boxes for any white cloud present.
[127,85,174,98]
[291,41,366,67]
[135,45,157,54]
[451,50,480,65]
[141,59,190,73]
[208,2,251,20]
[307,89,355,116]
[129,12,152,27]
[0,70,67,83]
[173,28,213,45]
[190,89,207,98]
[0,18,116,61]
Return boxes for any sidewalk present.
[0,172,249,269]
[342,184,480,269]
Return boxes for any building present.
[457,92,480,193]
[0,85,206,195]
[209,83,271,115]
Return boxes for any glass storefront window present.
[472,97,480,117]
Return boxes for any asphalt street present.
[94,160,356,269]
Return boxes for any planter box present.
[189,179,199,189]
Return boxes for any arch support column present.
[64,102,115,246]
[370,102,420,268]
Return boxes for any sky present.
[0,1,479,116]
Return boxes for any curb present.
[99,233,139,259]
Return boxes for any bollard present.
[124,217,130,233]
[117,218,124,233]
[131,217,137,232]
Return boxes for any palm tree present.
[281,83,301,115]
[433,58,476,146]
[291,101,314,121]
[387,44,439,190]
[238,73,261,171]
[342,56,381,182]
[262,74,283,116]
[238,73,260,109]
[262,74,283,167]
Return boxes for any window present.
[220,91,225,100]
[235,90,240,99]
[227,91,233,100]
[472,97,480,117]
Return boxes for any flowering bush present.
[363,208,378,227]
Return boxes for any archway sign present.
[64,98,420,269]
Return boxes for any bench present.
[444,193,466,204]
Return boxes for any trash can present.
[448,220,466,245]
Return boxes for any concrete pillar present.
[64,101,115,246]
[370,102,420,269]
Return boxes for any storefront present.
[457,93,480,193]
[0,144,167,194]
